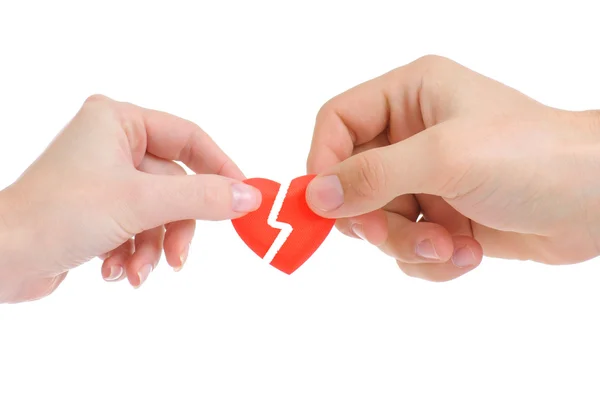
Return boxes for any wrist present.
[0,186,25,302]
[569,109,600,252]
[0,186,19,255]
[0,185,33,279]
[0,184,68,303]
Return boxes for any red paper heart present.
[231,175,335,274]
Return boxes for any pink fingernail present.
[307,175,344,212]
[351,223,366,240]
[135,264,153,288]
[176,243,190,272]
[452,246,476,267]
[232,184,261,213]
[416,240,440,260]
[104,264,123,281]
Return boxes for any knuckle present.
[414,54,451,68]
[79,94,117,120]
[401,55,460,127]
[316,99,337,123]
[83,94,110,107]
[347,153,387,200]
[316,95,350,130]
[177,131,197,165]
[198,183,226,209]
[120,113,146,156]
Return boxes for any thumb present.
[306,126,453,218]
[132,173,262,230]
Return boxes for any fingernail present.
[307,175,344,212]
[135,264,153,288]
[351,223,366,240]
[452,246,476,267]
[232,183,261,212]
[416,239,440,260]
[176,243,190,272]
[104,264,123,281]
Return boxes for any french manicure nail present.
[416,239,440,260]
[307,175,344,212]
[105,264,123,281]
[452,246,476,267]
[135,264,153,288]
[232,183,261,213]
[351,223,366,240]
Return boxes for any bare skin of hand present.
[0,95,261,303]
[306,55,600,282]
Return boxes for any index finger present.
[116,101,245,180]
[306,62,426,174]
[142,108,245,180]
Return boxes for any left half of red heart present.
[231,175,335,274]
[231,178,281,260]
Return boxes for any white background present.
[1,1,600,397]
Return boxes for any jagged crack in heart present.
[231,175,335,274]
[262,180,293,265]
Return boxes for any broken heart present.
[231,175,335,274]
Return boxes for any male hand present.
[306,55,600,281]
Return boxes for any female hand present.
[0,95,261,303]
[306,55,600,281]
